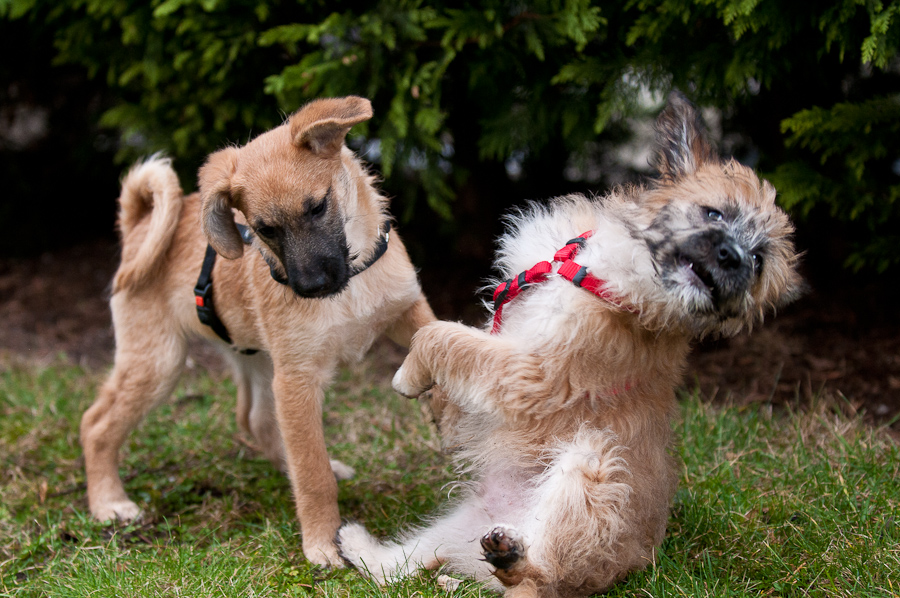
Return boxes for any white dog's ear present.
[290,96,373,157]
[653,90,717,180]
[199,146,244,259]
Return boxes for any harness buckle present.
[193,282,216,326]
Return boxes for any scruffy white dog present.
[338,92,802,597]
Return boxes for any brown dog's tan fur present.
[81,97,435,567]
[337,92,802,596]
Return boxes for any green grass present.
[1,357,898,597]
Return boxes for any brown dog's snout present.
[281,231,351,298]
[286,256,348,297]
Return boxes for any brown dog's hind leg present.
[81,333,187,522]
[232,356,253,443]
[229,351,353,480]
[227,351,286,470]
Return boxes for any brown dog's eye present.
[256,225,276,238]
[310,197,327,217]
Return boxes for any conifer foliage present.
[2,0,899,270]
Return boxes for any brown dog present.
[80,96,435,566]
[337,92,802,596]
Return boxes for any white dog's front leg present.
[394,321,568,418]
[391,364,430,398]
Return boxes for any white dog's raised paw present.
[392,365,432,398]
[92,500,143,524]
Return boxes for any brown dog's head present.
[631,91,803,337]
[199,96,375,298]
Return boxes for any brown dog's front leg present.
[385,293,436,348]
[272,370,342,567]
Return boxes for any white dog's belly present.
[478,465,538,525]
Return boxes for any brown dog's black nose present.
[288,260,348,298]
[292,271,331,296]
[716,241,743,270]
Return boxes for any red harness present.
[490,231,632,334]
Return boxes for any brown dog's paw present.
[481,526,524,571]
[91,499,143,524]
[303,540,345,569]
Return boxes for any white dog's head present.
[494,92,802,340]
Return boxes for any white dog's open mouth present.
[677,254,715,293]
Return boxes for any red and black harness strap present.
[491,261,553,334]
[490,230,633,334]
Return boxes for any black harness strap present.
[194,220,391,353]
[193,244,236,345]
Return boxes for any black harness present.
[193,221,391,354]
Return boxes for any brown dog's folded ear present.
[290,96,373,157]
[653,90,717,180]
[199,146,244,259]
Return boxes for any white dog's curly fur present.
[337,91,803,597]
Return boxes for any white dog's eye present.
[751,253,763,271]
[706,208,724,222]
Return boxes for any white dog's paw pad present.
[481,525,524,571]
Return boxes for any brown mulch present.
[0,240,119,367]
[2,239,898,431]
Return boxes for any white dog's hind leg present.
[506,429,634,590]
[338,498,498,586]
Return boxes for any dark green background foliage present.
[2,0,899,272]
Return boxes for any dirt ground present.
[2,238,898,432]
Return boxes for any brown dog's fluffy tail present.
[112,155,184,294]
